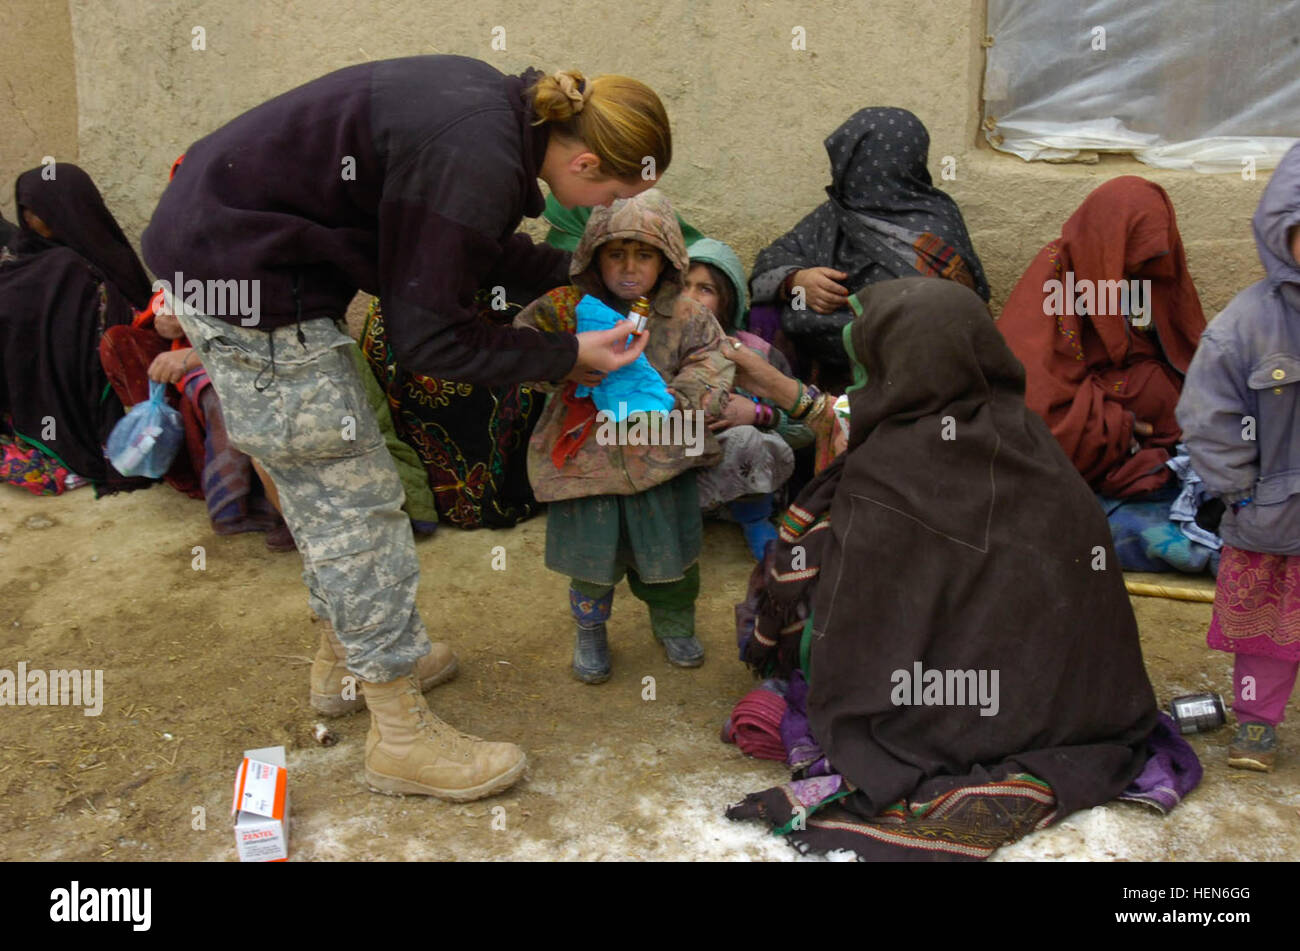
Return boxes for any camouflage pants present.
[174,303,431,683]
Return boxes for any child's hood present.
[570,188,691,303]
[686,237,748,329]
[1255,141,1300,301]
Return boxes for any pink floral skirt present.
[1206,544,1300,662]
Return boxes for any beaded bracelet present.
[801,393,829,424]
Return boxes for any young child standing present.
[515,189,734,682]
[1177,142,1300,771]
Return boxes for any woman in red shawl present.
[996,176,1205,498]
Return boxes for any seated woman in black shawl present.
[722,277,1197,860]
[1,164,153,493]
[747,108,988,394]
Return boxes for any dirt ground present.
[0,481,1296,862]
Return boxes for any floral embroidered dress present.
[360,289,547,529]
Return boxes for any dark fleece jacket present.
[142,55,576,386]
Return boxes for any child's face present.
[598,239,665,301]
[683,263,723,318]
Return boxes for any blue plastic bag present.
[105,381,184,478]
[573,294,674,420]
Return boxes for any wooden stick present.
[1125,581,1215,603]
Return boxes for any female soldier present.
[141,56,665,802]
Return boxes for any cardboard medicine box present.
[231,745,290,862]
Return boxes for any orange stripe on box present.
[272,766,287,820]
[232,758,249,817]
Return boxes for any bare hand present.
[790,267,850,315]
[154,308,185,340]
[719,337,767,373]
[707,393,759,432]
[1133,420,1154,437]
[720,336,782,396]
[148,348,194,384]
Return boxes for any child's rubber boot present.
[570,586,613,684]
[650,604,705,668]
[662,635,705,667]
[363,674,526,801]
[1228,721,1277,772]
[728,494,778,561]
[311,624,458,716]
[573,624,611,683]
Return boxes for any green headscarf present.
[544,193,703,253]
[684,237,749,331]
[843,314,868,393]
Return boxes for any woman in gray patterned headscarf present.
[750,107,988,378]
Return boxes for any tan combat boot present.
[362,675,526,801]
[310,626,458,717]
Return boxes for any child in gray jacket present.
[1177,142,1300,772]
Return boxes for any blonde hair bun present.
[534,70,590,122]
[554,70,590,114]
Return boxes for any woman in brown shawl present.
[723,277,1166,860]
[995,176,1205,498]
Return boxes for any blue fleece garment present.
[574,294,674,421]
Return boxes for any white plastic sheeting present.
[982,0,1300,172]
